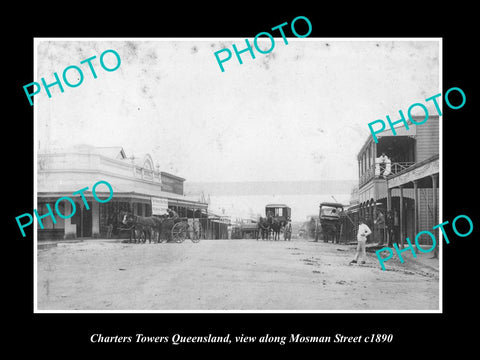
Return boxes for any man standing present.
[374,210,386,245]
[167,208,179,220]
[385,210,394,247]
[350,218,372,265]
[376,152,391,178]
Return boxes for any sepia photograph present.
[33,38,441,312]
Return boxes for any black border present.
[8,5,478,355]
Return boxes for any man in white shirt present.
[377,153,391,178]
[350,218,372,264]
[378,153,388,163]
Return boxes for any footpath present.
[37,238,120,250]
[365,242,439,273]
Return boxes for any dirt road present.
[37,238,439,311]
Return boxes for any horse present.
[256,216,271,240]
[270,219,283,241]
[121,212,161,243]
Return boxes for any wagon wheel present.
[172,222,187,243]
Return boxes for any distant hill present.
[184,180,356,196]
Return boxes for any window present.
[321,206,340,217]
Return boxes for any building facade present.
[36,145,211,240]
[352,115,440,245]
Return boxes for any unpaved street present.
[37,239,439,311]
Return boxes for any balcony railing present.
[359,162,414,187]
[389,162,415,175]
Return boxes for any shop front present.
[37,145,208,240]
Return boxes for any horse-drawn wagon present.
[257,204,292,241]
[120,212,201,243]
[161,217,201,243]
[314,202,345,243]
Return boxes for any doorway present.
[72,201,93,238]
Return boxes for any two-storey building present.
[355,115,439,246]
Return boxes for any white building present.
[37,144,208,239]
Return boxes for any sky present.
[36,38,440,185]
